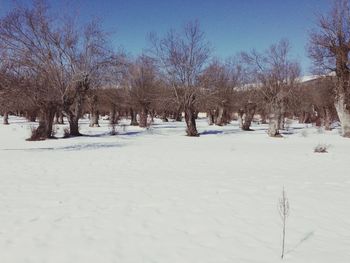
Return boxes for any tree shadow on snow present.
[286,231,315,255]
[2,142,125,152]
[200,130,224,135]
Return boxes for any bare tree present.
[0,1,62,139]
[242,40,300,137]
[151,21,211,136]
[127,55,159,128]
[308,0,350,137]
[200,60,239,126]
[0,0,115,139]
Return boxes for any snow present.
[0,116,350,263]
[298,75,320,83]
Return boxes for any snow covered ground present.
[0,116,349,263]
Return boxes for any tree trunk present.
[130,108,139,126]
[279,115,285,130]
[161,111,169,122]
[3,111,9,125]
[89,94,100,127]
[54,111,59,124]
[260,110,267,124]
[215,106,226,126]
[242,102,256,131]
[334,95,350,137]
[67,116,80,136]
[57,112,64,124]
[150,110,155,123]
[268,112,281,137]
[63,97,84,137]
[194,110,199,119]
[207,110,215,125]
[299,112,305,124]
[185,106,199,136]
[89,110,100,127]
[300,111,312,123]
[28,104,56,140]
[110,105,119,125]
[26,110,37,122]
[321,107,332,131]
[238,109,244,129]
[173,104,183,121]
[139,106,148,128]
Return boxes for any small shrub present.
[314,143,329,153]
[279,187,290,259]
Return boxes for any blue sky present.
[0,0,332,74]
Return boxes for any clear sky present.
[0,0,332,74]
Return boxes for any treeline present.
[0,0,349,140]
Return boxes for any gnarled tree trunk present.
[215,106,226,126]
[268,103,283,137]
[29,103,57,140]
[62,75,89,137]
[110,105,119,125]
[89,111,99,127]
[3,111,9,125]
[161,111,169,122]
[184,94,199,136]
[89,94,100,127]
[139,106,148,128]
[268,113,280,137]
[26,109,37,122]
[130,108,139,126]
[238,109,244,129]
[207,110,215,125]
[322,106,332,131]
[63,94,84,137]
[185,106,199,136]
[242,102,256,131]
[335,94,350,137]
[57,112,64,124]
[54,111,64,124]
[173,105,183,122]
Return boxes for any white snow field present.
[0,116,349,263]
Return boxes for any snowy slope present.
[0,116,349,263]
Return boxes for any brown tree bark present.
[335,94,350,137]
[28,104,57,140]
[207,110,215,125]
[109,105,119,125]
[3,111,9,125]
[26,110,37,122]
[139,106,148,128]
[215,106,227,126]
[57,112,64,124]
[130,108,139,126]
[268,104,283,137]
[89,94,100,127]
[183,93,199,136]
[185,106,199,136]
[242,102,256,131]
[161,111,169,122]
[63,95,84,137]
[322,107,332,130]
